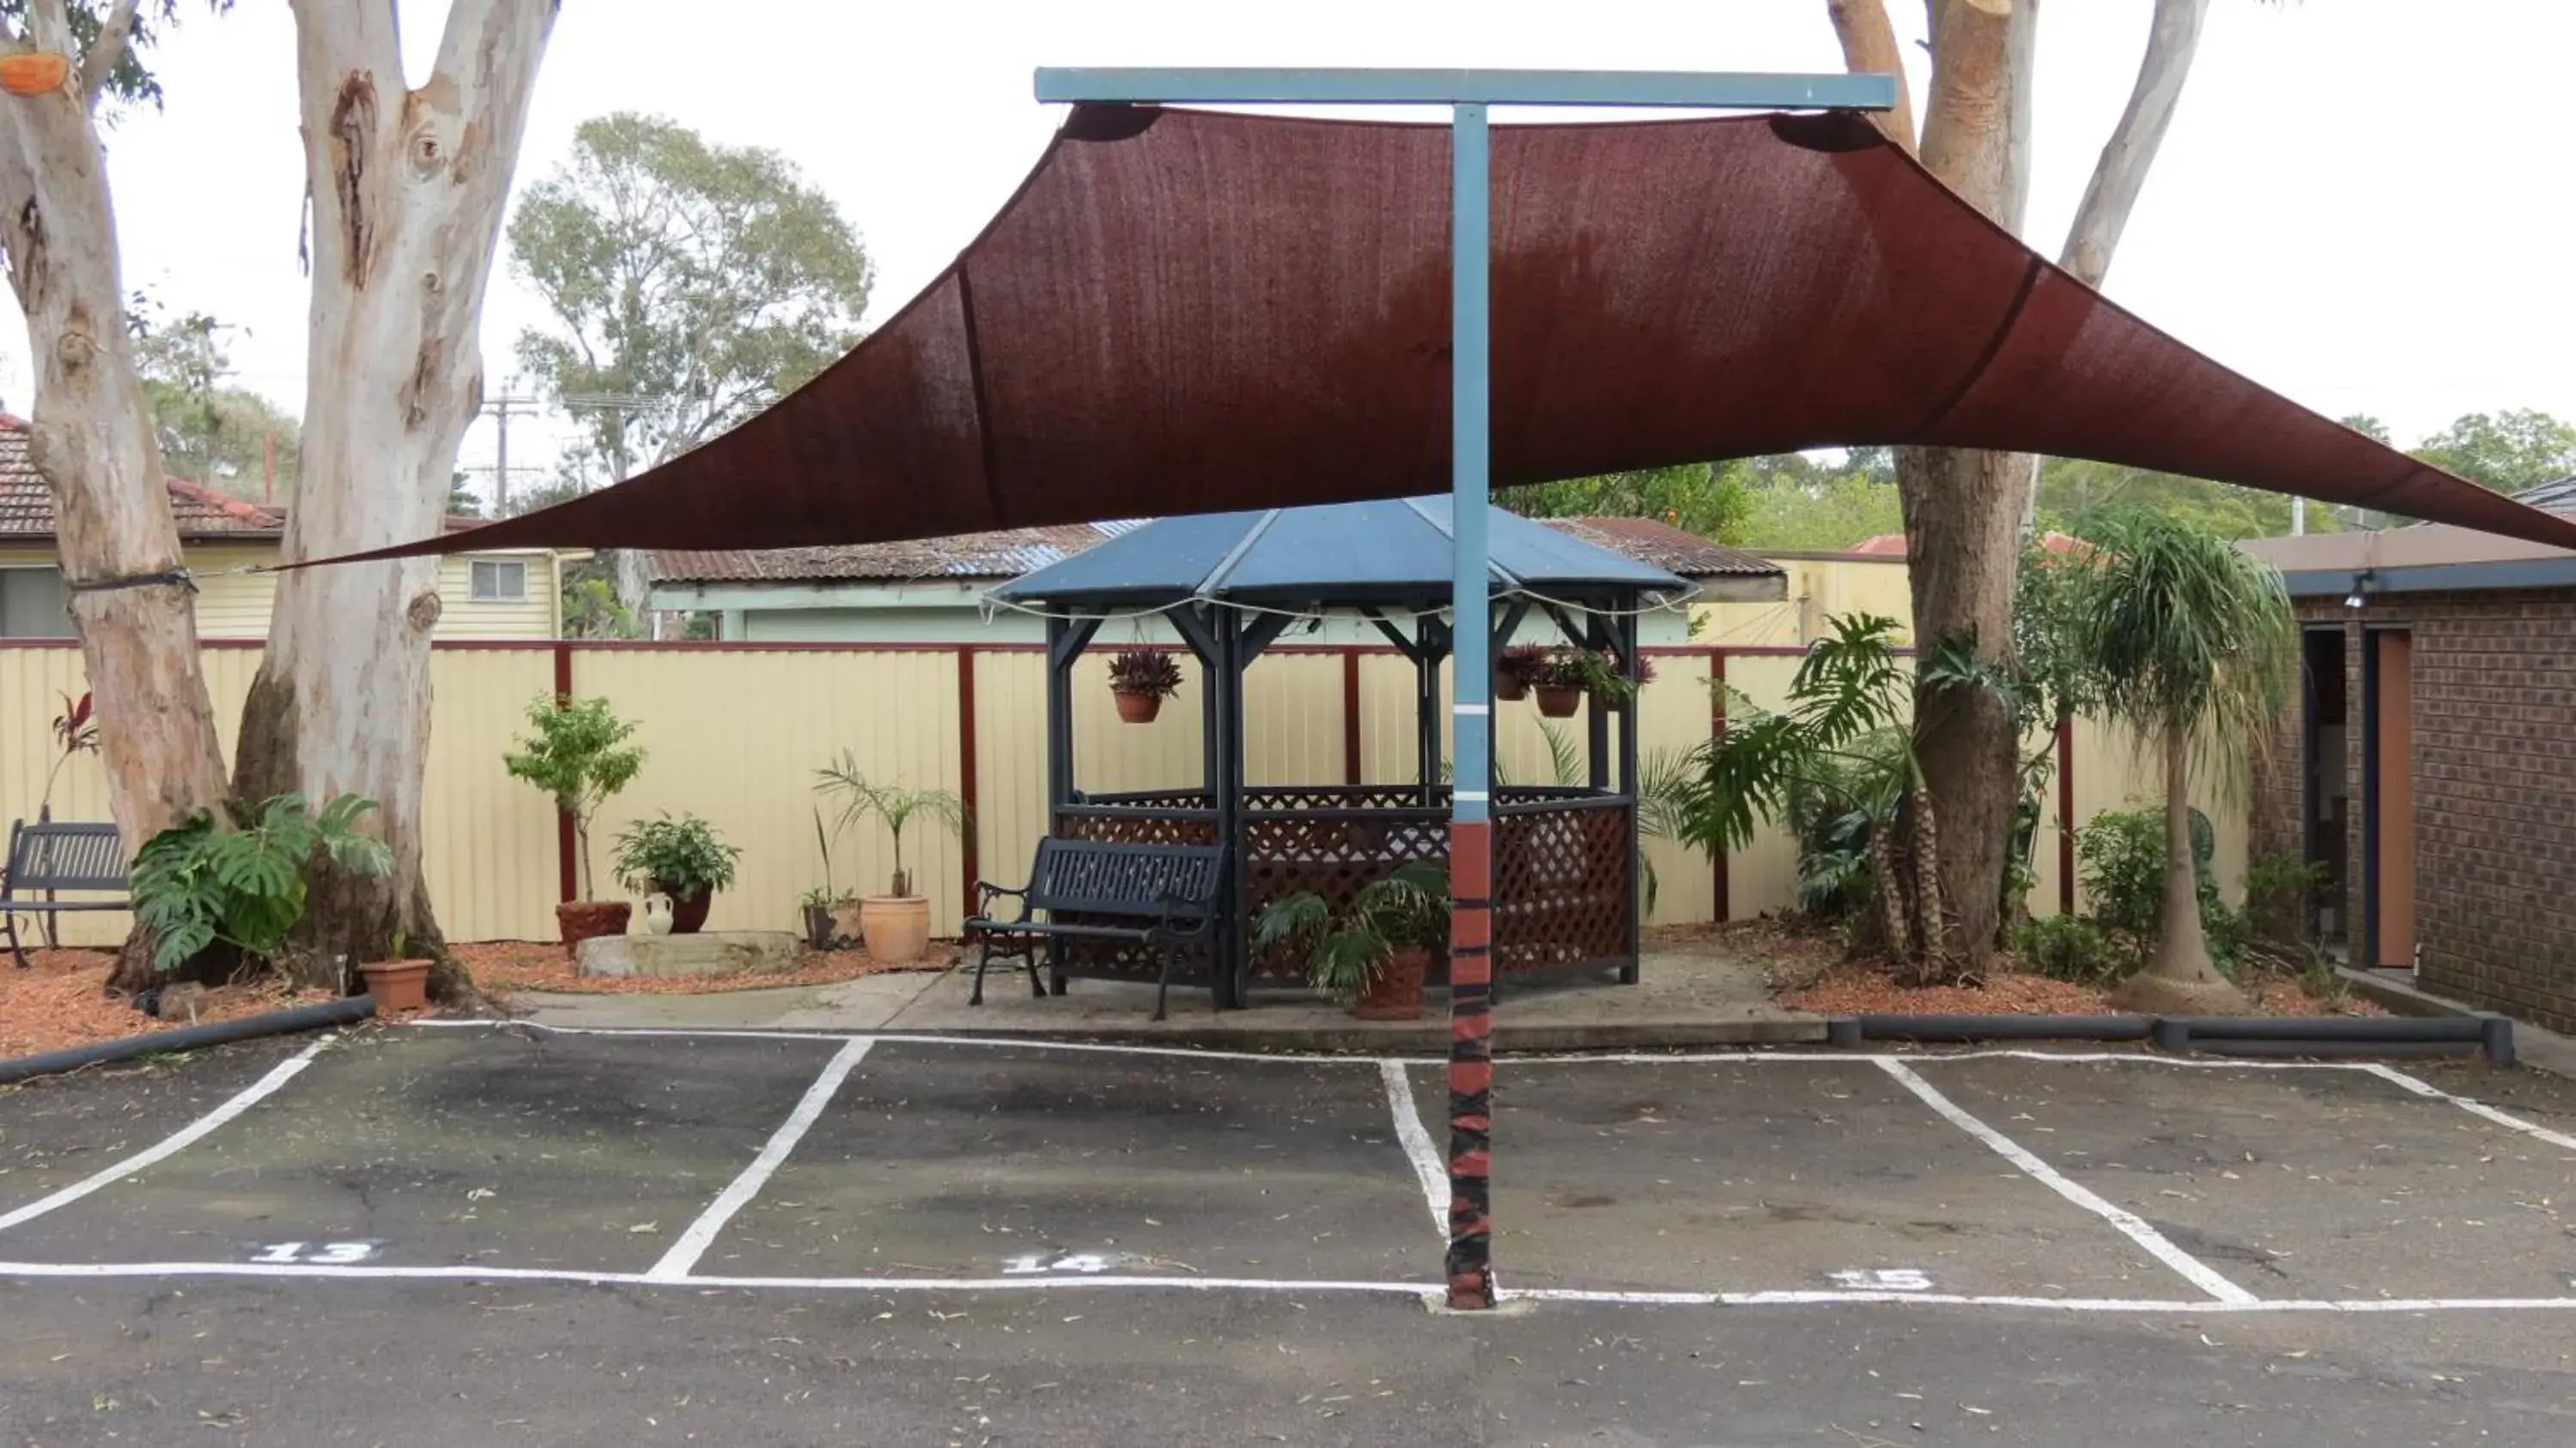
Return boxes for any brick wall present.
[2256,588,2576,1032]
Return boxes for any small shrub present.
[612,812,741,901]
[2013,914,2125,986]
[503,694,646,901]
[2298,952,2352,1007]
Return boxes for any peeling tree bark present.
[234,0,556,999]
[0,3,234,995]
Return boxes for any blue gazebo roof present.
[990,497,1686,609]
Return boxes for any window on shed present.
[470,558,528,602]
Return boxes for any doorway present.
[2300,628,2349,951]
[2362,628,2415,970]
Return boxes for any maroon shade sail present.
[343,106,2576,563]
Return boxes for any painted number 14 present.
[250,1241,378,1264]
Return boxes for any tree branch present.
[82,0,144,108]
[2059,0,2208,286]
[1824,0,1918,152]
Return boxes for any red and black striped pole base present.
[1445,818,1496,1309]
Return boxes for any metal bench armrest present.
[973,879,1032,922]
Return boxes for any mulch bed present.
[1716,917,2391,1020]
[453,940,957,1001]
[0,950,337,1061]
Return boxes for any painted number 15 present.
[250,1241,378,1264]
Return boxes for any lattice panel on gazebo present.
[1242,807,1451,982]
[1492,803,1631,976]
[1245,785,1432,813]
[1054,810,1222,849]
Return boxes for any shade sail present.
[347,105,2576,563]
[991,496,1687,609]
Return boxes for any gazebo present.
[990,496,1687,1009]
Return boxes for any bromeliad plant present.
[1252,860,1449,1001]
[1107,648,1184,700]
[131,794,395,973]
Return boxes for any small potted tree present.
[1252,860,1448,1021]
[1107,648,1184,723]
[611,813,741,934]
[1496,644,1550,703]
[815,751,967,964]
[502,693,647,955]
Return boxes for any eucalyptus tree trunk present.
[233,0,556,998]
[1832,0,2034,976]
[0,3,234,995]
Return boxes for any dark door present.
[2301,629,2349,949]
[2363,629,2415,970]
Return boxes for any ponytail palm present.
[2074,514,2294,1011]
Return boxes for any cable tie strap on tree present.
[67,569,197,596]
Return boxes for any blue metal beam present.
[1036,67,1898,112]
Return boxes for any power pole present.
[477,392,544,513]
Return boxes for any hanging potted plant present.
[502,694,647,955]
[1496,644,1549,703]
[1532,648,1587,718]
[815,751,968,964]
[1107,648,1184,724]
[611,813,741,934]
[1252,861,1449,1021]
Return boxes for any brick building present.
[2245,505,2576,1033]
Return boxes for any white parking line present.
[0,1035,336,1235]
[1875,1058,2259,1306]
[1,1257,2572,1316]
[1379,1061,1449,1241]
[647,1037,872,1281]
[2359,1063,2576,1152]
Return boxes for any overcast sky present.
[17,0,2572,508]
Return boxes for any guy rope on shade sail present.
[321,106,2576,565]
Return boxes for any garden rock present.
[577,930,802,980]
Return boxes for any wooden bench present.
[963,838,1227,1021]
[3,821,128,970]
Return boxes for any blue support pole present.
[1442,100,1498,1311]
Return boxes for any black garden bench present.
[3,820,128,970]
[963,837,1226,1021]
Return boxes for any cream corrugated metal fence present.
[0,640,2232,946]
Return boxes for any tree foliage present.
[0,1,229,108]
[128,293,299,498]
[502,695,646,900]
[509,112,874,488]
[131,794,392,973]
[2410,409,2576,496]
[1502,461,1753,544]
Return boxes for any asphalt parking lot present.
[3,1023,2573,1445]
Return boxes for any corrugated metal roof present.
[990,497,1687,607]
[649,513,1774,590]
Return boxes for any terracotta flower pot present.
[860,895,932,964]
[360,958,434,1014]
[1353,946,1429,1021]
[556,900,632,958]
[1534,684,1583,719]
[654,882,713,934]
[1495,672,1529,703]
[1114,690,1163,724]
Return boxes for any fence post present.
[957,646,980,911]
[1342,649,1363,786]
[553,642,577,905]
[1710,648,1728,923]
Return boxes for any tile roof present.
[648,514,1777,587]
[0,413,287,539]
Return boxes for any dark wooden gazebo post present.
[1617,606,1643,980]
[1044,611,1103,812]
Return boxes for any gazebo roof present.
[992,496,1686,609]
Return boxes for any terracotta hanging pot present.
[1114,689,1163,724]
[0,52,70,97]
[1534,684,1583,719]
[1494,671,1529,703]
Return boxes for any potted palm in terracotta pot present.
[815,751,968,964]
[1107,648,1184,723]
[1253,860,1449,1021]
[611,813,740,934]
[502,694,646,955]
